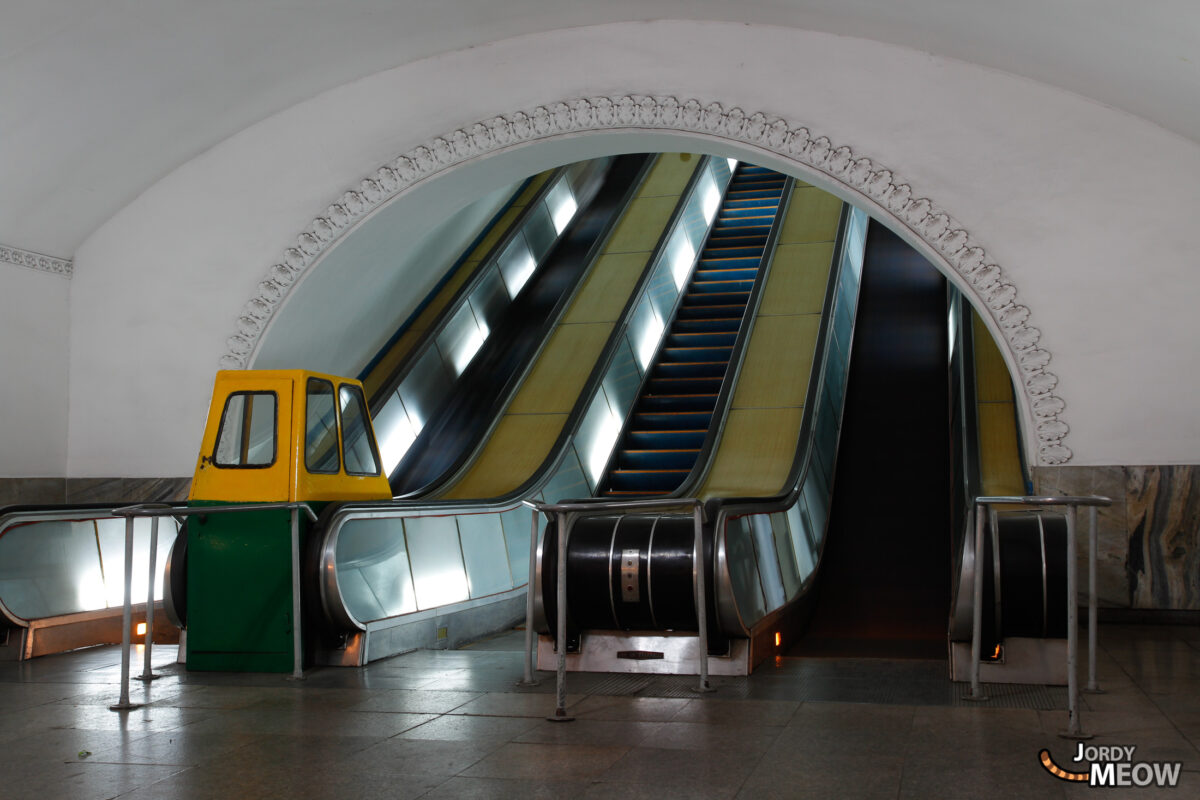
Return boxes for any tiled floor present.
[0,624,1197,799]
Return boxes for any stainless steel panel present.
[497,233,536,299]
[467,266,509,331]
[574,389,621,489]
[435,302,488,378]
[403,516,469,609]
[398,346,454,430]
[540,449,590,505]
[770,512,802,600]
[522,204,556,263]
[335,517,416,622]
[620,548,640,603]
[750,514,786,612]
[601,341,641,418]
[500,504,537,586]
[456,512,514,598]
[724,517,767,627]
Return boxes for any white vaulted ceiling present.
[2,0,1198,259]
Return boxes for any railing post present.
[521,508,539,686]
[1060,503,1090,739]
[288,505,304,680]
[693,503,714,693]
[1086,504,1102,694]
[549,511,574,722]
[968,502,987,701]
[135,516,160,682]
[109,514,140,711]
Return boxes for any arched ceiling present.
[3,1,1197,259]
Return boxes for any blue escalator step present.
[608,469,693,492]
[633,410,713,428]
[666,331,736,347]
[674,304,747,320]
[689,279,755,294]
[626,429,707,448]
[619,449,703,470]
[648,376,724,393]
[638,393,719,412]
[671,317,742,333]
[659,346,733,362]
[706,234,769,249]
[682,291,751,306]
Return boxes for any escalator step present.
[671,318,742,333]
[689,280,755,294]
[694,267,759,282]
[706,235,769,249]
[659,345,733,362]
[626,429,707,448]
[633,411,714,428]
[608,469,693,491]
[674,304,748,320]
[682,291,751,306]
[666,331,736,347]
[619,449,702,470]
[648,376,724,392]
[638,393,719,412]
[702,245,767,258]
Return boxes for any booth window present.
[213,392,277,467]
[306,378,341,474]
[339,384,382,476]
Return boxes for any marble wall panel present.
[1033,465,1200,611]
[0,478,66,508]
[1127,466,1200,610]
[64,477,190,504]
[0,477,190,508]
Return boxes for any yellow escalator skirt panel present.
[778,188,844,244]
[562,252,654,324]
[506,323,613,415]
[604,195,680,253]
[731,314,822,411]
[700,408,806,498]
[758,242,836,317]
[698,185,841,500]
[441,413,570,499]
[441,154,701,500]
[972,311,1026,496]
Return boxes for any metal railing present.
[107,502,318,711]
[968,495,1112,739]
[522,497,710,721]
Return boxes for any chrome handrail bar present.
[523,497,710,720]
[107,502,319,711]
[969,495,1111,740]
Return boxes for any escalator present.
[600,165,788,496]
[789,221,952,659]
[388,154,652,496]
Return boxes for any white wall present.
[253,181,519,376]
[65,22,1200,477]
[0,264,69,477]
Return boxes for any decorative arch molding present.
[220,94,1072,465]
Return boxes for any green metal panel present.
[185,503,302,673]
